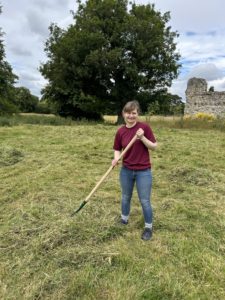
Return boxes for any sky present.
[1,0,225,101]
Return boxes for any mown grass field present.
[1,115,225,299]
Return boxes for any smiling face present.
[123,109,138,127]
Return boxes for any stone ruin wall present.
[184,77,225,116]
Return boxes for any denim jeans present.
[120,166,153,224]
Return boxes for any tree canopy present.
[0,5,18,115]
[14,87,39,113]
[40,0,181,119]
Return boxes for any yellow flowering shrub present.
[194,112,216,121]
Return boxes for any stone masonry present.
[184,77,225,116]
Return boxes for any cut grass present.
[0,118,225,299]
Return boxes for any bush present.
[35,101,56,114]
[0,116,13,126]
[192,112,216,121]
[0,98,18,116]
[175,114,225,131]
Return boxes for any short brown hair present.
[122,100,141,114]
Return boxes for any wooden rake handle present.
[83,133,138,204]
[71,134,138,216]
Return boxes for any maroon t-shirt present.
[113,122,156,170]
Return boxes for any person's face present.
[123,109,138,126]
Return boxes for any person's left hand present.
[112,159,119,167]
[136,128,144,140]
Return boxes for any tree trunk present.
[116,113,124,125]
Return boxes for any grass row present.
[1,113,225,132]
[0,120,225,299]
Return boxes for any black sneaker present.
[141,228,152,240]
[121,219,128,225]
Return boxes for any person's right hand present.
[112,159,119,167]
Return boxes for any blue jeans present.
[120,166,153,224]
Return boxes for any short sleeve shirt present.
[113,122,156,170]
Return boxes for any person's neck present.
[125,121,137,128]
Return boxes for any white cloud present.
[10,46,32,57]
[146,0,225,32]
[26,10,50,36]
[178,30,225,63]
[172,29,225,100]
[33,0,70,9]
[136,0,225,101]
[168,79,187,100]
[187,64,224,81]
[1,0,225,101]
[210,77,225,90]
[1,0,75,97]
[171,64,225,101]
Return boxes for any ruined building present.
[184,77,225,116]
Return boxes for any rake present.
[71,134,137,216]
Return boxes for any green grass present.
[0,117,225,299]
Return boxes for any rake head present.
[71,200,87,217]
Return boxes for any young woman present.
[112,101,157,240]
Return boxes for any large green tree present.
[40,0,180,120]
[0,5,18,115]
[14,87,39,113]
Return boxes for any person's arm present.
[140,136,157,150]
[112,150,121,166]
[136,128,157,150]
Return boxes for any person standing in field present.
[112,100,157,240]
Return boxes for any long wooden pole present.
[71,134,137,216]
